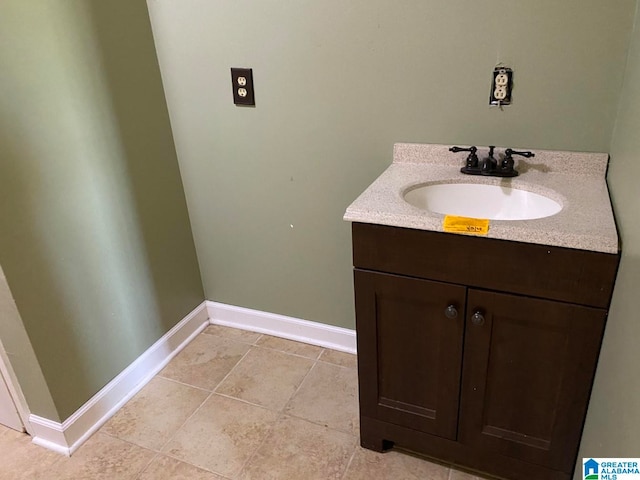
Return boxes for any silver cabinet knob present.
[444,305,458,319]
[471,311,485,326]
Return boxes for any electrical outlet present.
[494,85,508,100]
[489,67,513,105]
[231,68,255,106]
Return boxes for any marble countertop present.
[344,143,619,254]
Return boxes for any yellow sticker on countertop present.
[443,215,490,235]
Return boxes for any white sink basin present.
[403,183,562,220]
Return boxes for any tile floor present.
[0,325,489,479]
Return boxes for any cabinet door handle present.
[471,311,485,326]
[444,304,458,319]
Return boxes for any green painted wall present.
[577,3,640,475]
[0,1,204,420]
[0,266,58,422]
[148,0,636,329]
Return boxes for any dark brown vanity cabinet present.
[351,223,620,480]
[355,270,466,442]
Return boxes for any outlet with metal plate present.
[489,67,513,105]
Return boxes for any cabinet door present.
[460,289,606,472]
[354,269,466,440]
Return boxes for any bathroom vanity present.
[344,144,620,480]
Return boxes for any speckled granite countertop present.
[344,143,619,254]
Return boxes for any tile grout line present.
[339,446,358,480]
[281,354,360,438]
[72,431,162,480]
[232,412,278,479]
[279,354,321,415]
[160,334,304,478]
[309,349,359,480]
[212,343,263,396]
[252,343,324,362]
[214,350,357,432]
[282,352,357,433]
[93,430,161,454]
[208,326,352,364]
[213,391,289,412]
[234,349,323,478]
[154,390,226,476]
[100,330,354,478]
[153,374,212,393]
[201,329,264,347]
[278,410,358,437]
[316,358,358,370]
[161,448,233,478]
[156,390,220,454]
[98,335,239,461]
[163,447,238,479]
[211,329,461,478]
[131,332,272,475]
[153,337,257,457]
[96,429,170,457]
[133,450,161,480]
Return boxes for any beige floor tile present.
[343,447,450,480]
[46,432,154,480]
[138,455,227,479]
[216,347,314,410]
[256,335,323,359]
[0,428,63,480]
[101,376,209,450]
[0,329,500,480]
[319,349,358,369]
[203,324,262,344]
[162,394,277,477]
[238,415,356,480]
[284,362,359,434]
[159,333,250,390]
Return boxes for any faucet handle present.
[449,146,477,154]
[450,146,479,168]
[502,148,534,174]
[505,148,535,159]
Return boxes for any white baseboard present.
[29,300,355,456]
[206,301,357,354]
[30,301,209,456]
